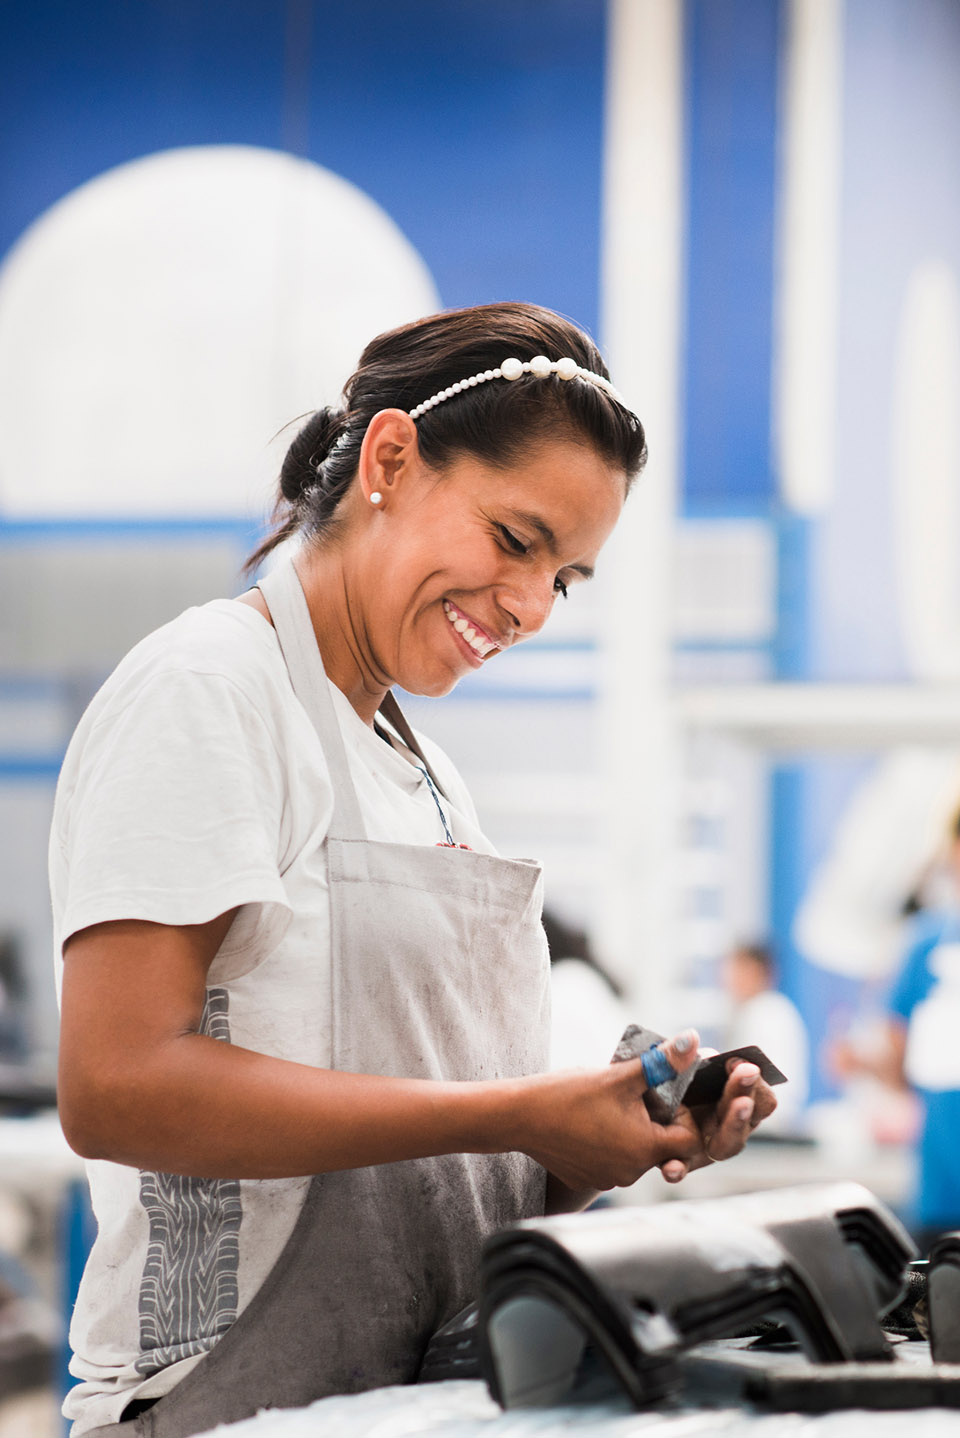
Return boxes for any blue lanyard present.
[374,718,466,849]
[416,763,457,847]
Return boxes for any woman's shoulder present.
[68,599,293,761]
[129,596,280,672]
[102,598,286,704]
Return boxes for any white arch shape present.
[0,146,440,519]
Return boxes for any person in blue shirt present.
[834,811,960,1252]
[887,902,960,1249]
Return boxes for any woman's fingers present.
[656,1056,780,1182]
[517,1030,707,1193]
[705,1095,755,1161]
[519,1032,777,1195]
[636,1028,701,1091]
[700,1060,772,1161]
[724,1055,778,1129]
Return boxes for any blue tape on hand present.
[641,1043,678,1088]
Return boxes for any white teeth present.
[445,601,498,658]
[467,633,496,657]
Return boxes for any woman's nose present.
[498,574,556,637]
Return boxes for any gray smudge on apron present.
[90,557,549,1436]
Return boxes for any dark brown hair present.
[541,908,624,997]
[732,942,777,981]
[247,301,646,572]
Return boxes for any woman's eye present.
[495,522,566,597]
[498,525,528,555]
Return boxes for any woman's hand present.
[658,1056,779,1184]
[509,1041,779,1203]
[506,1031,708,1194]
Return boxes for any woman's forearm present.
[58,915,530,1178]
[61,1030,527,1177]
[59,918,776,1190]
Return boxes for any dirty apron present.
[90,556,549,1438]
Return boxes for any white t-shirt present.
[727,990,810,1133]
[50,598,494,1435]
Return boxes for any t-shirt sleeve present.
[57,667,294,977]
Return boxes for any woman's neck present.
[237,547,387,726]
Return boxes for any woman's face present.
[355,433,627,698]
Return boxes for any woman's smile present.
[359,436,627,705]
[442,599,502,664]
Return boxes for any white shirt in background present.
[727,990,809,1133]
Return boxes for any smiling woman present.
[240,305,644,715]
[52,302,776,1438]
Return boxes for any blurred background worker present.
[544,910,631,1072]
[832,808,960,1252]
[722,942,809,1135]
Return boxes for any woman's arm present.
[59,914,774,1189]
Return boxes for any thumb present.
[636,1029,700,1092]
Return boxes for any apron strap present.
[377,691,450,801]
[257,558,367,843]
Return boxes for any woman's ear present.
[356,409,419,508]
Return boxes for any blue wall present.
[0,0,607,332]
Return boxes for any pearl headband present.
[407,354,632,420]
[315,354,633,475]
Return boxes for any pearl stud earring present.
[369,491,383,506]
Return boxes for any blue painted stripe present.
[674,637,773,654]
[500,638,596,655]
[0,757,63,779]
[399,686,595,704]
[683,0,819,1050]
[0,677,70,698]
[61,1181,97,1410]
[774,508,811,680]
[0,516,262,541]
[680,499,777,521]
[769,766,805,1007]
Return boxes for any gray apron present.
[91,557,549,1436]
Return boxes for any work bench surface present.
[192,1373,960,1438]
